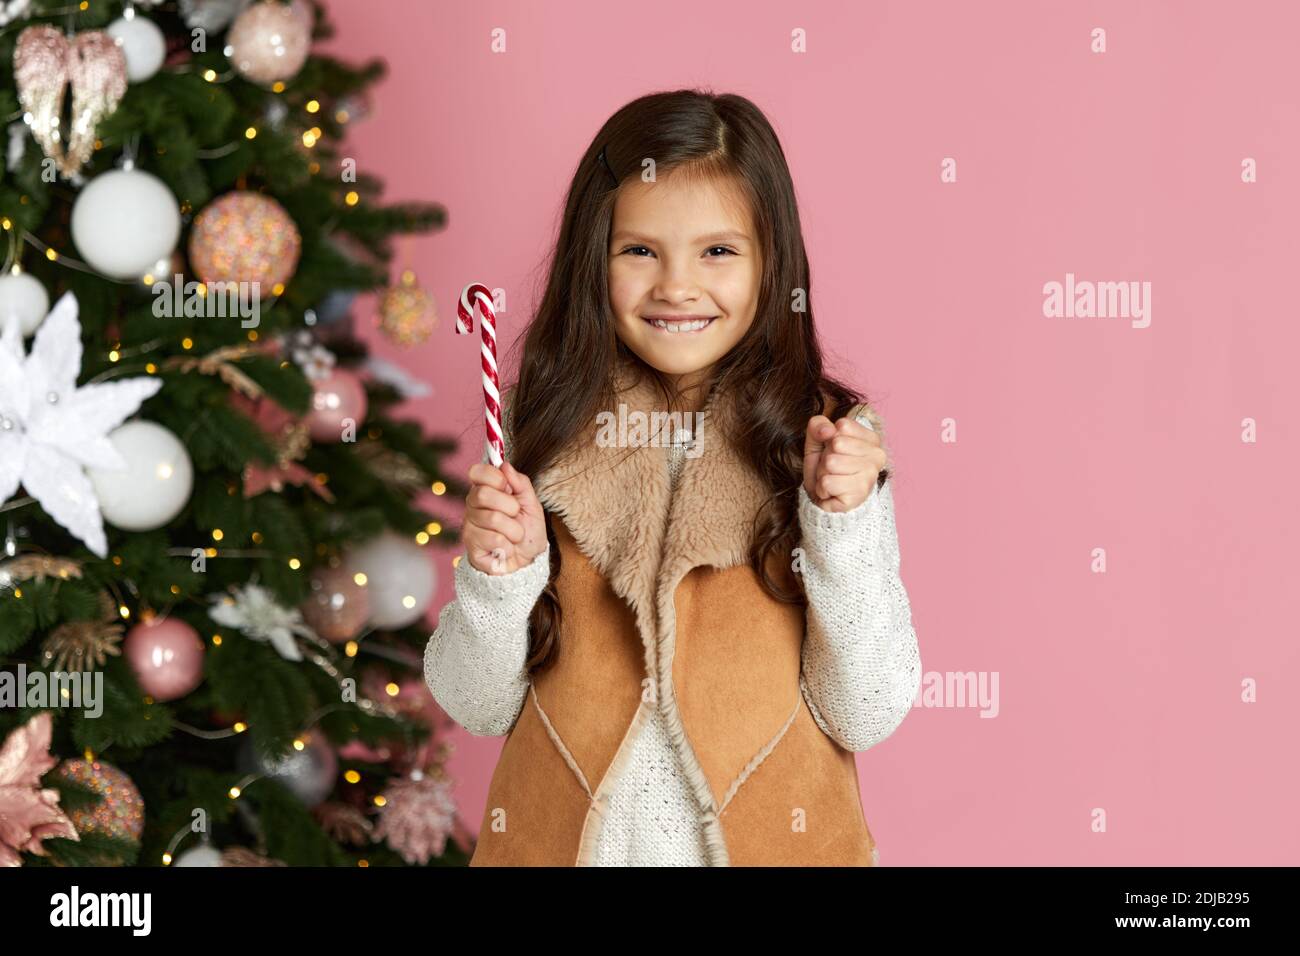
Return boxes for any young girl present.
[424,89,920,867]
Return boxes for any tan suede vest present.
[468,364,887,866]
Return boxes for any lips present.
[642,315,717,333]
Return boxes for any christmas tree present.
[0,0,473,867]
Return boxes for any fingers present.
[467,482,520,516]
[816,444,888,476]
[804,415,835,455]
[466,507,525,545]
[467,462,510,494]
[501,461,539,508]
[812,472,862,501]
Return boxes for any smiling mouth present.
[641,316,718,334]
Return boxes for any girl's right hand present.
[464,460,548,575]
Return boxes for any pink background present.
[320,0,1300,865]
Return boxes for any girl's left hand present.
[803,414,887,513]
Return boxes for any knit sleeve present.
[422,545,549,736]
[422,385,549,737]
[795,420,921,752]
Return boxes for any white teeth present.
[650,318,713,333]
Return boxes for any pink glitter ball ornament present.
[50,758,145,849]
[188,191,301,290]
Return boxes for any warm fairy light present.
[292,738,305,750]
[335,109,349,123]
[271,283,284,295]
[233,722,246,732]
[112,556,122,566]
[203,69,217,82]
[288,557,301,570]
[12,588,22,599]
[352,572,367,586]
[272,81,285,93]
[452,555,462,569]
[142,274,154,285]
[431,481,446,495]
[45,248,57,261]
[145,363,157,373]
[308,161,320,174]
[1,217,10,229]
[373,795,386,807]
[162,853,173,865]
[212,634,222,646]
[301,130,317,148]
[344,770,360,784]
[169,584,180,595]
[119,605,130,619]
[415,532,429,545]
[206,547,217,558]
[211,529,223,541]
[182,337,193,349]
[229,786,241,799]
[344,641,358,657]
[247,329,259,341]
[108,349,120,362]
[344,191,359,206]
[357,859,368,867]
[245,126,257,139]
[385,683,399,697]
[401,595,416,609]
[251,531,263,544]
[425,521,442,535]
[306,99,320,113]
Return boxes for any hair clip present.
[598,144,619,187]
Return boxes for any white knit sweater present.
[424,414,920,866]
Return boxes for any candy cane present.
[456,282,503,468]
[456,282,509,573]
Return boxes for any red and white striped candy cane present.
[456,282,504,468]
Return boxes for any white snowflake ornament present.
[208,582,317,661]
[0,291,163,558]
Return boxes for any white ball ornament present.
[173,844,223,867]
[344,530,437,630]
[0,271,50,337]
[71,164,181,280]
[87,420,194,531]
[107,12,167,83]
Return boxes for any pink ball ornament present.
[188,191,301,289]
[300,565,370,643]
[227,0,312,86]
[124,617,205,701]
[306,368,367,442]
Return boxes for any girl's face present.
[608,170,761,396]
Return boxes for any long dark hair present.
[503,89,886,677]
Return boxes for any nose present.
[651,253,703,304]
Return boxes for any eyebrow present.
[611,230,750,245]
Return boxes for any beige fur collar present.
[530,354,884,655]
[531,357,765,643]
